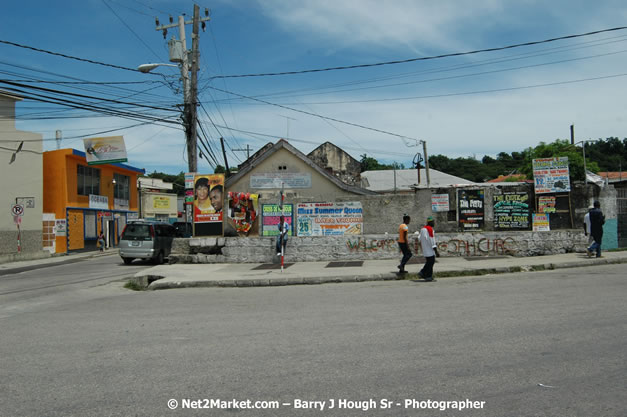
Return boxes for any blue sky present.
[2,0,627,174]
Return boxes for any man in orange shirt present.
[397,214,412,274]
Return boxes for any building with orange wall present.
[43,148,144,253]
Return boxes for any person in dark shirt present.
[586,201,605,258]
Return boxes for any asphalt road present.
[0,263,625,416]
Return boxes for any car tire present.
[122,257,134,265]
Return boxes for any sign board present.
[532,213,550,231]
[11,204,24,217]
[533,157,570,194]
[184,172,196,189]
[227,192,259,236]
[250,173,312,189]
[55,219,67,236]
[458,189,484,230]
[538,196,556,213]
[83,136,128,165]
[16,197,35,208]
[296,202,363,236]
[114,198,129,210]
[261,204,294,237]
[89,194,109,209]
[193,174,224,236]
[431,194,450,212]
[493,192,530,230]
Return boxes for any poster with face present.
[193,174,224,236]
[227,192,259,236]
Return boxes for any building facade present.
[0,91,44,257]
[43,149,144,253]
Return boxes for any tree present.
[359,154,404,172]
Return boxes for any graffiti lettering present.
[438,237,517,256]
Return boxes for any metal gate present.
[618,188,627,248]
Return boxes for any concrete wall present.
[0,93,44,257]
[170,230,589,264]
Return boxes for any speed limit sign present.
[11,204,24,217]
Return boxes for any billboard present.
[261,204,293,237]
[227,192,259,236]
[533,157,570,194]
[83,136,128,165]
[296,202,363,236]
[193,174,224,236]
[458,189,484,230]
[493,191,530,230]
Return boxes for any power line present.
[0,39,160,74]
[210,26,627,79]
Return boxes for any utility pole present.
[219,137,230,175]
[233,144,252,160]
[422,140,430,186]
[154,5,210,173]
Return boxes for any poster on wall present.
[538,196,557,213]
[296,202,363,236]
[458,189,484,230]
[261,204,293,237]
[227,192,259,236]
[431,194,450,212]
[193,174,224,236]
[533,157,570,194]
[533,213,550,231]
[493,191,530,230]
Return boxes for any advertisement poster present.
[227,192,259,236]
[83,136,128,165]
[193,174,224,236]
[431,194,450,212]
[533,213,550,231]
[533,157,571,194]
[296,202,363,236]
[493,192,530,230]
[538,196,557,213]
[261,204,293,237]
[458,189,484,230]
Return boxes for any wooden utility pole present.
[220,137,230,175]
[187,4,201,172]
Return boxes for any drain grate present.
[251,263,294,270]
[326,261,364,268]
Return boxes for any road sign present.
[11,204,24,217]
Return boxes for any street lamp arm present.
[137,63,179,73]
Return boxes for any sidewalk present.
[135,250,627,290]
[0,249,117,276]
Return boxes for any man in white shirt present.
[583,205,594,252]
[418,216,439,281]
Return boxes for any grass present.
[124,280,144,291]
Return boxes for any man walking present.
[418,216,439,281]
[586,201,605,258]
[397,214,412,274]
[583,205,594,254]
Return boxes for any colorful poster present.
[83,136,128,165]
[296,202,363,236]
[227,192,259,236]
[458,189,484,230]
[261,204,293,237]
[493,192,530,230]
[538,196,557,213]
[431,194,450,212]
[533,213,550,231]
[193,174,224,236]
[533,157,571,194]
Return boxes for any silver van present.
[119,221,176,265]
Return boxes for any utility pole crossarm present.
[156,16,210,31]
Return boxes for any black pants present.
[398,242,412,270]
[420,256,435,278]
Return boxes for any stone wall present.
[170,230,589,264]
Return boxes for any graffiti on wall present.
[345,236,518,256]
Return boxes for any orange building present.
[43,149,144,253]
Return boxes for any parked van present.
[119,221,176,265]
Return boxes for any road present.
[0,263,625,416]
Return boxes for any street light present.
[137,63,179,73]
[575,139,599,184]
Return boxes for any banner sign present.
[431,194,450,212]
[184,172,196,189]
[83,136,128,165]
[458,189,484,230]
[533,213,550,231]
[533,157,570,194]
[250,173,312,189]
[54,219,66,236]
[227,192,259,236]
[493,192,530,230]
[296,202,363,236]
[261,204,293,237]
[193,174,224,236]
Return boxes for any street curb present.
[140,256,627,291]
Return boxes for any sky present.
[1,0,627,175]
